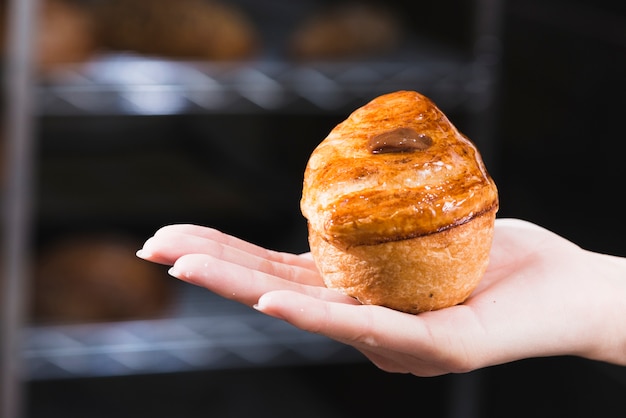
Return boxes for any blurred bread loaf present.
[94,0,258,60]
[32,233,172,323]
[36,0,98,72]
[289,2,402,60]
[0,0,98,73]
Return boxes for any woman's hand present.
[137,219,626,376]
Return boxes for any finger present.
[153,224,290,260]
[256,290,497,376]
[169,253,357,307]
[256,291,456,361]
[140,224,314,267]
[138,226,322,286]
[154,224,315,267]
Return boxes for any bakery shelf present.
[36,51,492,117]
[23,284,363,381]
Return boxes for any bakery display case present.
[1,0,504,413]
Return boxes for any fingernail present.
[253,295,267,312]
[136,249,150,259]
[253,295,285,320]
[252,302,266,312]
[168,267,180,277]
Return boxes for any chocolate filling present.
[368,127,433,154]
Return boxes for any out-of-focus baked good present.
[301,90,498,313]
[0,0,98,73]
[36,0,98,72]
[94,0,258,60]
[289,2,401,60]
[32,233,172,323]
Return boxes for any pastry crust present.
[301,90,498,313]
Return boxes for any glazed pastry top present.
[301,90,498,247]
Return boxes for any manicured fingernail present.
[253,301,266,312]
[168,267,180,277]
[253,295,268,312]
[136,249,150,259]
[253,295,286,320]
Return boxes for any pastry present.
[301,90,498,313]
[94,0,258,60]
[0,0,98,73]
[36,0,98,72]
[32,233,172,323]
[289,3,401,60]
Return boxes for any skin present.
[137,218,626,377]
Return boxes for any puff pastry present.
[301,90,498,313]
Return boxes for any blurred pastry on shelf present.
[288,2,403,61]
[32,233,173,323]
[0,0,98,73]
[93,0,259,60]
[36,0,99,72]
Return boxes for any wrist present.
[584,252,626,365]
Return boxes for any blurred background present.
[1,0,625,417]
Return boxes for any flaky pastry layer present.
[301,90,498,248]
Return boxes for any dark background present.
[21,0,626,416]
[497,0,626,257]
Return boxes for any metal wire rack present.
[36,52,487,117]
[23,285,363,381]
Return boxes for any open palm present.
[138,218,626,376]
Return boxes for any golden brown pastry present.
[94,0,258,60]
[301,91,498,313]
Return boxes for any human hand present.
[137,219,626,376]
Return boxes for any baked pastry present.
[94,0,258,60]
[301,91,498,313]
[0,0,98,73]
[36,0,98,73]
[289,3,401,60]
[32,233,172,323]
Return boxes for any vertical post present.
[0,0,39,417]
